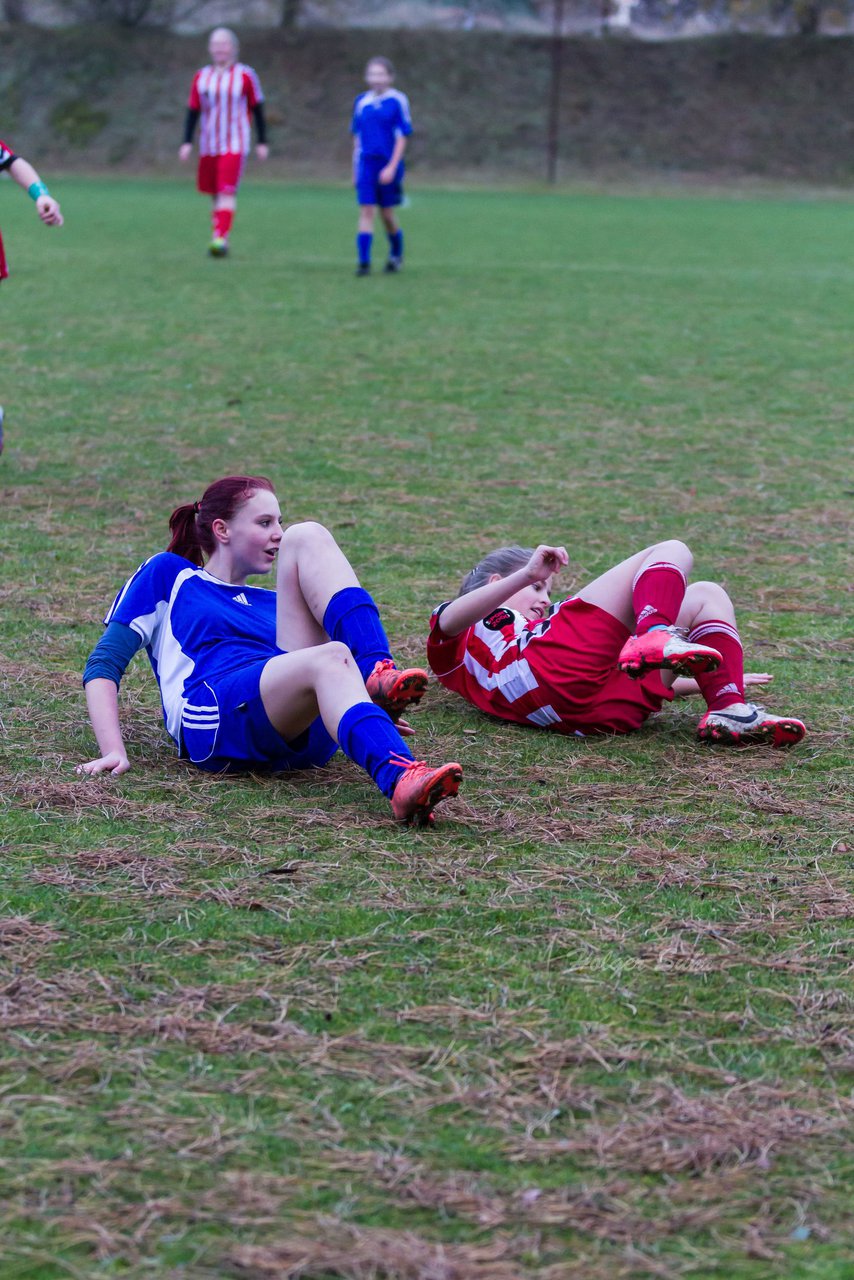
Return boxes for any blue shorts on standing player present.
[356,155,405,207]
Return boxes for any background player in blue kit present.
[77,475,462,827]
[351,57,412,276]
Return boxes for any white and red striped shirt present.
[188,63,264,157]
[427,599,672,735]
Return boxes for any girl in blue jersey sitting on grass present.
[351,56,412,276]
[78,475,462,827]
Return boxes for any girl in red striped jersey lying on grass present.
[427,540,805,747]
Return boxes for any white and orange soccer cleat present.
[697,702,806,748]
[366,660,429,722]
[390,757,463,827]
[618,626,722,680]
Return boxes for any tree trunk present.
[281,0,301,27]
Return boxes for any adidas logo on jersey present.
[232,592,250,606]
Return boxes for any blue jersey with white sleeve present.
[351,89,412,160]
[104,552,279,744]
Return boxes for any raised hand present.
[525,544,568,582]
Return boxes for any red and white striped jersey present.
[428,603,557,725]
[188,64,264,157]
[427,598,672,736]
[0,139,17,171]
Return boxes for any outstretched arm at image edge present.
[8,156,63,225]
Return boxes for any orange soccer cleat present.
[390,756,463,827]
[366,659,429,721]
[697,702,806,748]
[618,626,722,680]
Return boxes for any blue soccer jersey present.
[351,89,412,160]
[104,552,279,742]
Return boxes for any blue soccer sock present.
[323,586,393,682]
[357,232,373,267]
[388,229,404,261]
[337,702,413,798]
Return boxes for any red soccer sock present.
[212,209,233,239]
[687,620,744,710]
[631,561,687,634]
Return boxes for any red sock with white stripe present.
[631,562,687,634]
[687,620,744,710]
[212,209,233,240]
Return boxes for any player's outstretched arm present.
[78,679,131,777]
[8,156,63,226]
[78,620,142,776]
[437,544,568,637]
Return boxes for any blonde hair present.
[209,27,239,55]
[458,546,533,596]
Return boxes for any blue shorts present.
[355,155,405,208]
[179,661,338,775]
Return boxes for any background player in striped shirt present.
[428,540,805,747]
[351,57,413,276]
[179,28,268,257]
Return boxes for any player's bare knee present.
[656,538,693,571]
[691,580,730,610]
[303,641,354,690]
[318,640,354,669]
[283,520,333,551]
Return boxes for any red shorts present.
[197,153,245,197]
[523,599,672,734]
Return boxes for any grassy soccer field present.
[1,177,852,1280]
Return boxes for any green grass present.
[1,177,852,1279]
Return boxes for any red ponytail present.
[167,475,275,566]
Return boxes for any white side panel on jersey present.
[148,566,200,742]
[462,650,539,704]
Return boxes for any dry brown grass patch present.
[228,1223,529,1280]
[511,1082,848,1176]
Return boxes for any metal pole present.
[546,0,565,184]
